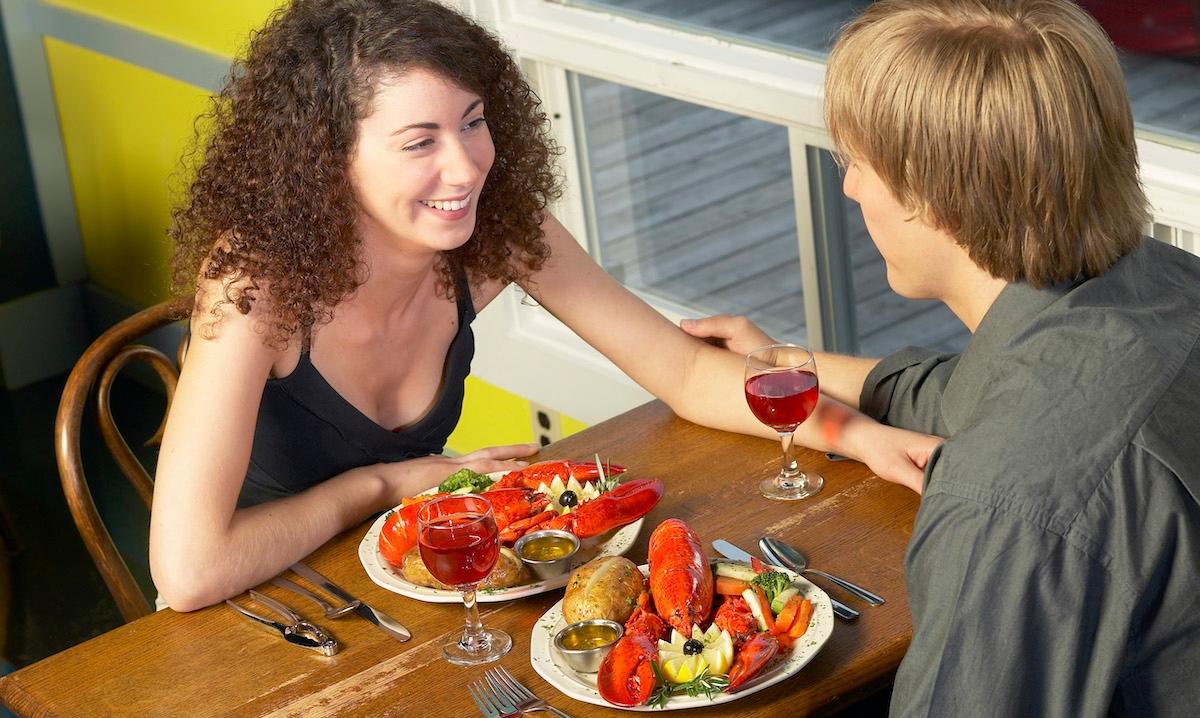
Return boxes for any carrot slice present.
[715,576,751,596]
[774,594,805,634]
[750,557,769,574]
[753,585,776,633]
[788,599,813,639]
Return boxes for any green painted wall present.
[0,11,54,302]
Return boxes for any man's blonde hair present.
[825,0,1148,286]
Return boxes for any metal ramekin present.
[553,619,624,673]
[513,529,580,580]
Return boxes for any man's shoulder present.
[936,238,1200,502]
[1074,238,1200,316]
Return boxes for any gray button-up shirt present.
[861,238,1200,717]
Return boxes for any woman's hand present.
[679,314,776,355]
[374,443,540,503]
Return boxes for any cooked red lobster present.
[377,460,660,566]
[597,518,783,707]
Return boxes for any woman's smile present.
[418,193,474,220]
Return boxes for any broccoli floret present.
[437,468,494,493]
[750,570,792,604]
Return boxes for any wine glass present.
[744,343,825,501]
[417,494,512,665]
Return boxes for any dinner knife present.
[711,540,860,621]
[290,562,412,642]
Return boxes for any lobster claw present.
[596,633,659,707]
[545,478,664,539]
[378,494,443,564]
[726,632,779,692]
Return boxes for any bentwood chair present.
[54,299,190,622]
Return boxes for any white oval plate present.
[358,472,645,603]
[529,562,834,710]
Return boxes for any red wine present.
[419,512,500,586]
[745,370,819,432]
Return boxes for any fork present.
[486,666,575,718]
[271,576,361,618]
[467,677,517,718]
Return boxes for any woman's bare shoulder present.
[188,260,288,355]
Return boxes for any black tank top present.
[238,271,476,507]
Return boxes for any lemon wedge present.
[657,625,734,678]
[660,655,708,684]
[699,626,734,676]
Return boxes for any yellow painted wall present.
[562,414,588,438]
[447,377,535,453]
[45,38,210,305]
[447,377,590,454]
[45,0,284,58]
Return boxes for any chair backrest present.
[55,299,190,622]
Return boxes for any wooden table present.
[0,401,918,717]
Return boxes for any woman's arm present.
[523,215,939,490]
[678,314,880,409]
[150,290,532,611]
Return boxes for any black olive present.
[683,638,704,655]
[559,490,579,508]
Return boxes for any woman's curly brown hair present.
[171,0,561,345]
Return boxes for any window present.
[574,74,807,342]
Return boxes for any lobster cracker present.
[226,590,341,656]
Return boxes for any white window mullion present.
[520,59,593,250]
[789,128,825,351]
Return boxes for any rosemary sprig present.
[593,453,620,493]
[647,662,731,709]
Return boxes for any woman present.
[152,0,936,611]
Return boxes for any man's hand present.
[853,425,942,494]
[680,314,775,355]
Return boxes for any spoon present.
[760,537,885,606]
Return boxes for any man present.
[684,1,1200,715]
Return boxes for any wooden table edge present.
[1,672,62,718]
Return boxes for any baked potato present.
[401,546,528,590]
[562,555,644,625]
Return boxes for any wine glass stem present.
[460,586,485,650]
[778,431,801,487]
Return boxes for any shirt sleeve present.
[858,347,959,436]
[890,489,1130,718]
